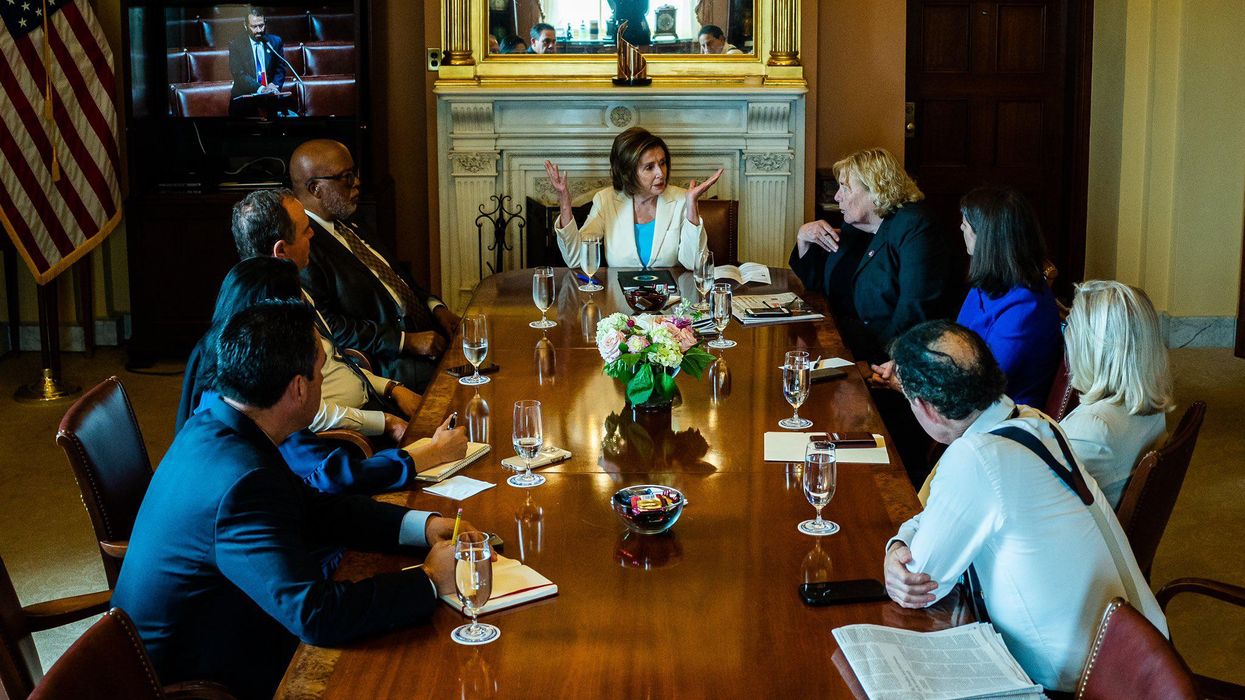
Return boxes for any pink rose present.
[674,327,697,352]
[598,330,625,363]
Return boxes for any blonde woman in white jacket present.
[545,127,722,270]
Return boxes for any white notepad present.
[411,441,491,482]
[439,555,558,616]
[763,432,889,464]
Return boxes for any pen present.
[447,411,458,429]
[451,507,463,542]
[574,271,594,284]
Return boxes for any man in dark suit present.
[227,6,286,117]
[112,301,475,698]
[291,139,459,391]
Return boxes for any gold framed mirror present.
[439,0,802,85]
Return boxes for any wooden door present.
[906,0,1092,294]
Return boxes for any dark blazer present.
[113,395,437,699]
[301,217,445,390]
[228,33,285,99]
[790,203,954,362]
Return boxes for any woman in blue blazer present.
[872,186,1062,407]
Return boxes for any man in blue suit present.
[227,6,287,118]
[113,301,475,698]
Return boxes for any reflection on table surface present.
[276,268,965,699]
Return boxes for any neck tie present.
[333,221,435,331]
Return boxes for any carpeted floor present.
[0,346,1242,686]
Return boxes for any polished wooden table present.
[277,268,966,699]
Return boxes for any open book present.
[412,441,491,483]
[714,262,772,286]
[439,555,558,616]
[832,623,1045,700]
[731,292,825,326]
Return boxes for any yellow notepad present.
[439,555,558,616]
[411,441,491,482]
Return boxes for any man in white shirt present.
[291,139,458,392]
[882,320,1166,693]
[697,25,744,54]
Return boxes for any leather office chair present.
[698,199,739,265]
[1115,401,1207,581]
[303,42,355,76]
[1075,597,1198,699]
[282,43,305,76]
[186,49,229,83]
[166,50,188,85]
[168,82,231,117]
[1043,352,1079,421]
[298,76,355,116]
[199,18,240,49]
[264,13,311,45]
[1156,577,1245,699]
[55,377,153,589]
[0,552,110,700]
[310,12,353,42]
[27,609,235,700]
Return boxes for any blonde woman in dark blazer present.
[545,127,721,270]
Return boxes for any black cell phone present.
[745,307,791,318]
[486,532,504,553]
[828,432,877,448]
[799,579,888,606]
[444,363,500,378]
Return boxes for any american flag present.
[0,0,122,284]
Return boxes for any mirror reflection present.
[487,0,755,55]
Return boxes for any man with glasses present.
[227,5,286,118]
[291,139,458,392]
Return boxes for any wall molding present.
[1,316,128,354]
[1160,313,1237,349]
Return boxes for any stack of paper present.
[440,555,558,615]
[832,623,1045,700]
[763,432,889,464]
[732,293,825,326]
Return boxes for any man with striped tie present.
[227,5,286,117]
[292,139,459,392]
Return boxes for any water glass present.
[450,531,501,645]
[507,400,546,488]
[693,250,714,310]
[579,239,603,292]
[459,313,490,385]
[530,267,557,329]
[708,282,736,349]
[798,441,839,536]
[779,350,813,429]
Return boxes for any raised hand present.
[685,168,724,223]
[544,160,575,228]
[796,220,841,255]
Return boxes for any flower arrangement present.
[596,312,714,407]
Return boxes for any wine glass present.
[450,531,501,645]
[507,400,546,488]
[779,350,813,429]
[708,282,736,349]
[459,313,490,385]
[693,250,714,310]
[530,266,557,329]
[798,440,839,536]
[579,239,603,292]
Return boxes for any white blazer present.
[555,185,707,269]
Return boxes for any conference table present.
[276,268,968,698]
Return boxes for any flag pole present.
[14,277,80,403]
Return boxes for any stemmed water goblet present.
[530,267,557,329]
[507,400,547,488]
[693,250,714,311]
[579,239,603,292]
[459,313,490,385]
[708,282,736,349]
[798,440,839,536]
[779,350,813,428]
[449,531,501,645]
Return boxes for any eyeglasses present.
[305,168,359,187]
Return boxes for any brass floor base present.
[13,368,81,403]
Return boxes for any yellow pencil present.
[451,507,463,541]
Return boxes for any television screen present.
[161,4,357,119]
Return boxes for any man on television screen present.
[228,6,287,117]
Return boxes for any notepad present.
[732,293,825,326]
[763,432,889,464]
[411,441,491,482]
[439,555,558,616]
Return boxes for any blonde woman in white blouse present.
[544,127,721,270]
[1061,280,1173,508]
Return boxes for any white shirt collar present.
[961,395,1017,438]
[304,208,335,232]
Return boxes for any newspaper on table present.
[831,623,1047,700]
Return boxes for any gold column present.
[443,0,475,66]
[767,0,800,67]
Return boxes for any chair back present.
[0,555,43,700]
[1115,401,1206,581]
[699,199,739,265]
[1043,352,1079,421]
[55,377,153,588]
[1076,598,1197,699]
[27,609,162,700]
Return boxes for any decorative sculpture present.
[612,20,652,87]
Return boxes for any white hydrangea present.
[650,342,683,368]
[595,313,629,342]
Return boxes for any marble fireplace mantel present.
[435,84,807,310]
